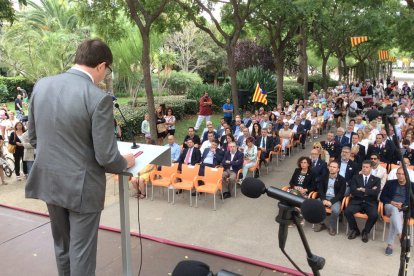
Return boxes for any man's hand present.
[123,153,135,168]
[357,187,365,192]
[391,201,403,209]
[323,200,332,207]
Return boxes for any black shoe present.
[254,169,260,178]
[223,192,231,199]
[314,223,327,232]
[301,144,305,149]
[361,231,369,243]
[191,191,203,196]
[175,189,183,195]
[348,230,360,240]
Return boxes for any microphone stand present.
[276,202,325,276]
[382,114,413,276]
[114,103,139,149]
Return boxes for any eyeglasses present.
[313,146,320,149]
[106,64,113,73]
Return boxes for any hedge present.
[308,74,337,91]
[114,96,198,140]
[0,76,34,101]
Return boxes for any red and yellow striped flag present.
[252,83,267,105]
[350,36,368,47]
[379,50,389,60]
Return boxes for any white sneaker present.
[17,176,22,181]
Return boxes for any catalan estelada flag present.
[350,36,368,47]
[252,83,267,105]
[379,50,389,60]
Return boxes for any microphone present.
[114,103,139,149]
[365,105,393,121]
[241,177,326,224]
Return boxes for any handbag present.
[156,123,167,133]
[7,132,16,154]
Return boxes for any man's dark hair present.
[74,39,113,68]
[362,160,373,167]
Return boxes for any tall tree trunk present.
[141,29,158,140]
[274,52,284,105]
[300,25,308,99]
[322,55,329,90]
[341,57,348,84]
[226,47,240,115]
[337,58,342,82]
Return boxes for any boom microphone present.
[241,177,326,224]
[365,105,393,121]
[114,103,139,149]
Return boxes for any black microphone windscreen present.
[172,260,211,276]
[241,177,266,198]
[365,109,380,121]
[114,103,120,109]
[300,199,326,224]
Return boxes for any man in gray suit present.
[26,39,135,276]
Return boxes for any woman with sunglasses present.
[312,141,330,162]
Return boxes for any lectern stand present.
[116,142,171,276]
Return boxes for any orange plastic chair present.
[344,196,376,240]
[171,164,200,206]
[194,166,224,210]
[234,169,243,198]
[311,192,347,234]
[379,202,414,246]
[269,145,282,167]
[149,163,178,202]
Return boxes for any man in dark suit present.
[183,127,201,149]
[366,133,395,164]
[310,148,328,185]
[321,131,341,161]
[337,146,359,184]
[199,140,224,176]
[290,117,307,149]
[314,161,346,235]
[335,127,350,146]
[254,129,274,167]
[381,129,399,164]
[221,142,243,199]
[236,128,251,148]
[345,160,381,242]
[201,124,218,142]
[344,124,356,142]
[350,134,365,166]
[26,39,135,276]
[178,138,201,172]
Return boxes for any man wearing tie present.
[178,138,201,172]
[345,160,381,242]
[350,134,365,166]
[335,127,349,146]
[310,149,328,185]
[221,142,243,199]
[366,133,395,164]
[254,129,274,167]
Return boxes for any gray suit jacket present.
[26,69,127,213]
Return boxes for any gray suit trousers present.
[47,204,101,276]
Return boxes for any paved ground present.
[0,137,413,275]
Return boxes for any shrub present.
[308,74,337,90]
[115,96,198,140]
[0,83,10,103]
[0,76,34,101]
[166,71,202,95]
[283,84,305,103]
[187,84,230,111]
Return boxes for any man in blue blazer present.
[310,148,328,185]
[199,140,224,176]
[335,127,349,146]
[380,167,414,256]
[221,142,243,199]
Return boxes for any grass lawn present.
[136,113,223,144]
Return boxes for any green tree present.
[250,0,301,104]
[0,0,27,26]
[176,0,262,114]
